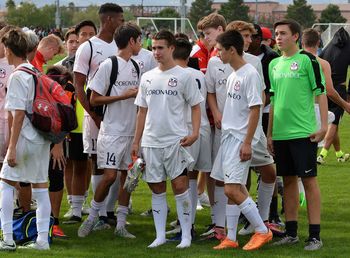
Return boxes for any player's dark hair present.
[173,38,192,60]
[114,22,142,49]
[216,30,244,56]
[75,20,97,35]
[274,19,301,41]
[153,30,176,47]
[98,3,123,14]
[2,28,28,59]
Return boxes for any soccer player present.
[72,3,124,226]
[0,28,51,251]
[268,19,327,251]
[212,29,273,251]
[78,22,142,239]
[132,30,203,248]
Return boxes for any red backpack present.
[16,66,78,143]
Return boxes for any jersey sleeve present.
[134,75,148,108]
[245,72,263,108]
[73,41,91,76]
[305,56,326,96]
[268,61,276,105]
[89,59,112,96]
[5,72,32,111]
[205,59,216,93]
[255,60,266,91]
[184,73,204,107]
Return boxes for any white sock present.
[257,180,275,221]
[0,181,15,243]
[151,192,167,242]
[175,190,192,244]
[239,197,267,233]
[71,195,84,217]
[214,185,227,228]
[226,204,240,241]
[189,179,197,225]
[32,188,51,244]
[88,199,104,222]
[116,205,128,229]
[210,205,216,225]
[106,173,120,212]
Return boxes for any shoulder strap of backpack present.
[16,66,39,100]
[101,56,119,121]
[130,58,140,78]
[86,39,93,82]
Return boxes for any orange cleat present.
[243,229,272,251]
[213,237,239,250]
[52,225,68,239]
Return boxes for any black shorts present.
[328,84,347,125]
[262,112,269,135]
[273,137,317,177]
[68,133,88,161]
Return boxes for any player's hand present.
[6,147,17,167]
[309,128,327,143]
[124,88,138,99]
[213,111,222,129]
[240,142,252,161]
[131,142,140,158]
[344,102,350,114]
[180,134,198,147]
[267,136,274,156]
[91,112,101,129]
[51,143,66,170]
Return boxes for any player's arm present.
[240,105,260,161]
[207,92,221,129]
[131,106,147,157]
[6,110,25,167]
[180,104,200,147]
[311,94,328,143]
[90,88,138,106]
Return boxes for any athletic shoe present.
[200,223,216,237]
[168,227,196,241]
[269,216,285,227]
[304,238,323,251]
[316,155,325,164]
[63,208,73,218]
[114,227,136,239]
[242,229,273,251]
[106,212,117,226]
[166,225,181,235]
[238,213,248,225]
[196,200,204,210]
[93,219,111,231]
[170,219,180,228]
[273,235,299,246]
[52,225,68,238]
[238,221,254,236]
[198,192,210,207]
[265,222,286,237]
[63,215,82,224]
[337,153,350,163]
[200,227,226,241]
[213,237,239,250]
[19,241,50,250]
[140,208,153,217]
[0,240,16,251]
[81,205,90,216]
[78,219,95,237]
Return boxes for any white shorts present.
[97,134,133,170]
[0,118,9,162]
[83,115,99,154]
[314,104,335,147]
[187,130,212,172]
[0,136,50,183]
[212,127,221,160]
[141,143,194,183]
[250,134,274,167]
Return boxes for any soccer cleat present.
[169,219,180,228]
[200,227,226,241]
[273,235,299,246]
[123,157,145,193]
[93,219,111,231]
[63,208,73,218]
[198,192,211,207]
[238,222,254,236]
[140,208,153,217]
[304,238,323,251]
[265,222,286,238]
[166,226,181,235]
[19,241,50,250]
[269,216,285,227]
[78,219,95,238]
[316,155,325,165]
[0,240,16,251]
[200,224,216,237]
[168,232,182,242]
[114,227,136,239]
[337,153,350,163]
[63,215,82,224]
[148,238,166,248]
[196,200,204,210]
[213,237,239,250]
[52,225,68,238]
[81,204,90,216]
[242,229,273,251]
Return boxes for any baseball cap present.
[261,27,273,39]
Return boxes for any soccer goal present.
[312,23,350,48]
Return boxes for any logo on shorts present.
[168,77,178,87]
[304,169,312,174]
[234,81,241,91]
[290,61,299,71]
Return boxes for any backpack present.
[89,55,140,120]
[0,211,54,245]
[16,66,78,144]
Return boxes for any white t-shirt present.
[89,56,139,136]
[0,58,14,120]
[222,63,263,144]
[205,53,265,113]
[73,36,118,88]
[135,65,203,148]
[185,67,210,135]
[5,63,47,144]
[132,48,157,75]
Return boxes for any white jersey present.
[185,67,210,135]
[222,63,263,144]
[132,48,157,75]
[89,56,139,136]
[73,36,118,88]
[135,65,203,148]
[205,52,265,113]
[0,58,14,120]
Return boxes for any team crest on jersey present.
[0,68,6,78]
[138,61,144,70]
[132,68,138,78]
[168,77,178,87]
[234,81,241,91]
[290,61,299,71]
